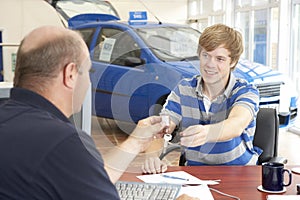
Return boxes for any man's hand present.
[141,157,167,174]
[180,124,208,147]
[128,116,168,153]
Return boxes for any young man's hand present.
[180,124,208,147]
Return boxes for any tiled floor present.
[91,116,300,167]
[91,117,181,168]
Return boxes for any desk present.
[120,165,300,200]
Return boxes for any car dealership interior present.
[1,0,300,199]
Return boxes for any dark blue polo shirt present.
[0,88,120,199]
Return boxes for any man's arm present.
[103,137,142,183]
[141,120,177,174]
[207,104,253,142]
[180,105,253,147]
[102,116,166,183]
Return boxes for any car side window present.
[93,28,141,67]
[77,28,96,50]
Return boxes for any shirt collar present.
[10,87,70,123]
[223,73,236,97]
[195,73,236,98]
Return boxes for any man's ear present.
[230,61,237,70]
[63,62,78,89]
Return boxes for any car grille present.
[256,82,282,98]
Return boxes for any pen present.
[161,174,189,181]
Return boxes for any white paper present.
[137,171,216,200]
[267,195,300,200]
[137,171,220,185]
[99,38,115,62]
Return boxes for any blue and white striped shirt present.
[161,74,261,165]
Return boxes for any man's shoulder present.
[1,99,78,141]
[179,75,199,87]
[233,75,252,86]
[233,77,258,91]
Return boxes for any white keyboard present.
[115,181,181,200]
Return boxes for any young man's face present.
[199,46,235,87]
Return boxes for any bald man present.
[0,26,167,199]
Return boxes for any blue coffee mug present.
[262,162,292,191]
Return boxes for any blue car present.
[69,13,298,126]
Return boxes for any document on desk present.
[137,171,220,185]
[137,171,216,200]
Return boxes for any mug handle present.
[283,169,292,186]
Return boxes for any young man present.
[0,26,168,199]
[142,24,261,174]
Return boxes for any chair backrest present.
[253,108,279,165]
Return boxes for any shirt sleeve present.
[232,83,260,119]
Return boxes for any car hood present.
[164,60,200,78]
[234,59,283,85]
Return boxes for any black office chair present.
[253,107,287,164]
[159,108,287,165]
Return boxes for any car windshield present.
[55,0,119,20]
[136,26,201,62]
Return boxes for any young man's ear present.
[230,61,237,70]
[63,62,78,89]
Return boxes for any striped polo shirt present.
[161,73,262,165]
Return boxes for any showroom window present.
[187,0,280,70]
[187,0,300,88]
[291,0,300,92]
[235,0,279,69]
[187,0,226,31]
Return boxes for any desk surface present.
[120,165,300,200]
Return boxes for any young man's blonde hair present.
[198,24,244,69]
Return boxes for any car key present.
[161,114,171,154]
[163,133,172,154]
[161,114,170,130]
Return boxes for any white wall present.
[0,0,65,82]
[109,0,188,24]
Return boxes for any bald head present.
[14,26,88,92]
[21,26,80,53]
